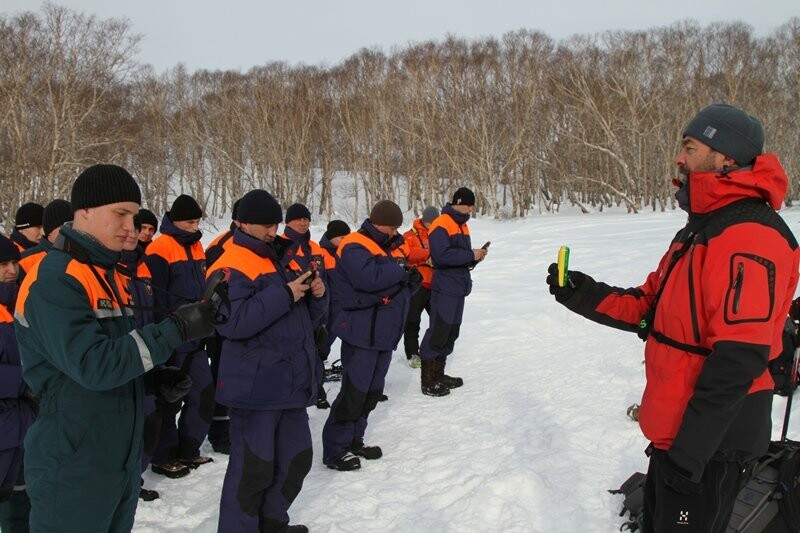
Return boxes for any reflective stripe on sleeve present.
[13,310,29,328]
[129,329,154,371]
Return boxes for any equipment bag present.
[611,442,800,532]
[769,312,800,397]
[726,440,800,533]
[609,472,646,531]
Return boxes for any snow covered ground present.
[132,205,800,532]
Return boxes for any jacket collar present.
[442,203,470,225]
[56,223,121,269]
[684,153,787,215]
[159,214,202,245]
[283,226,310,245]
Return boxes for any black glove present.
[170,300,217,341]
[153,366,193,404]
[406,267,423,287]
[546,263,585,303]
[661,454,702,495]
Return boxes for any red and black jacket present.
[558,153,800,481]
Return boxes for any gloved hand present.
[170,300,217,341]
[662,454,702,495]
[406,267,423,287]
[546,263,585,303]
[153,366,193,404]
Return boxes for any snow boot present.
[351,441,383,460]
[437,356,463,389]
[280,525,309,533]
[316,384,330,409]
[178,455,214,469]
[151,461,191,479]
[326,451,361,471]
[421,359,450,397]
[139,477,160,502]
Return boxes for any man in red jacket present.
[401,206,439,368]
[547,104,800,533]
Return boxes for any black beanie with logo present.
[14,202,44,230]
[682,104,764,166]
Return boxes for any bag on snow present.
[610,442,800,533]
[726,440,800,532]
[769,308,800,397]
[609,471,646,531]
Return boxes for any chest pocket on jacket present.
[724,253,775,324]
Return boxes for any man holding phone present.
[419,187,488,397]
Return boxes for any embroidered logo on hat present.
[702,126,717,139]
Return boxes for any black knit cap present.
[14,202,44,229]
[169,194,203,222]
[285,203,312,223]
[42,199,73,237]
[683,104,764,166]
[369,200,403,227]
[71,164,141,209]
[231,198,241,221]
[138,208,158,231]
[452,187,475,206]
[0,234,21,263]
[237,189,283,225]
[325,220,351,240]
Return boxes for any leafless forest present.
[1,4,799,230]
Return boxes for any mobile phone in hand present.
[557,246,570,287]
[481,241,491,250]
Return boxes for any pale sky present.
[3,0,799,73]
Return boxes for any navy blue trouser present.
[321,342,391,464]
[419,290,465,362]
[153,347,213,462]
[403,286,431,356]
[218,408,312,533]
[0,448,30,532]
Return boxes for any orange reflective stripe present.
[146,235,206,264]
[209,244,276,281]
[429,214,470,238]
[338,232,405,260]
[0,303,12,323]
[64,260,132,312]
[136,261,152,279]
[19,250,45,274]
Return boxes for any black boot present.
[316,384,330,409]
[437,356,463,389]
[421,359,449,397]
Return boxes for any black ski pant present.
[403,286,431,356]
[642,448,749,533]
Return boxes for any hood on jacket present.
[684,153,787,215]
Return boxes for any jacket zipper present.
[687,245,701,344]
[732,263,744,314]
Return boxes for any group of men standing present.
[0,167,488,532]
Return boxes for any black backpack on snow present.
[770,301,800,397]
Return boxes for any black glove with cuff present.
[406,266,423,287]
[546,263,585,303]
[170,300,217,341]
[153,366,193,404]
